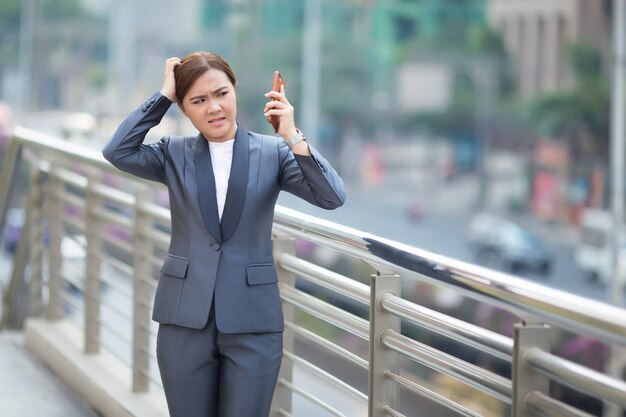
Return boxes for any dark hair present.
[174,52,237,105]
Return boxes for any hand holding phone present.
[267,71,285,133]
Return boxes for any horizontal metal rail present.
[91,205,134,229]
[277,253,370,304]
[379,329,512,403]
[100,300,132,321]
[139,202,170,224]
[100,276,133,299]
[379,293,513,361]
[278,378,347,417]
[383,370,482,417]
[138,227,170,248]
[100,321,131,346]
[280,285,369,340]
[283,350,367,402]
[284,321,368,370]
[53,166,88,189]
[103,256,133,276]
[93,184,135,208]
[525,391,595,417]
[525,348,626,407]
[382,405,405,417]
[61,191,87,210]
[59,291,84,311]
[101,234,134,256]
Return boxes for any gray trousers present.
[156,304,283,417]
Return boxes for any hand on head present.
[160,57,181,102]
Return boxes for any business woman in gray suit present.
[102,52,345,417]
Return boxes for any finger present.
[264,103,292,116]
[264,108,289,117]
[166,57,181,69]
[264,90,285,101]
[264,99,286,109]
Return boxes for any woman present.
[102,52,345,417]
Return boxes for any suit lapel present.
[194,135,222,242]
[220,126,249,242]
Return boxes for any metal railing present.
[1,126,625,417]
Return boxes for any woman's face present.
[179,68,237,142]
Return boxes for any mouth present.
[208,117,226,125]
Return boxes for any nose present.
[207,99,221,114]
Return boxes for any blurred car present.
[466,213,552,275]
[575,208,626,284]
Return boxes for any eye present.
[191,98,205,104]
[217,91,228,97]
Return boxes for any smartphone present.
[268,71,285,133]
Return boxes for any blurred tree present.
[527,43,610,161]
[402,25,513,138]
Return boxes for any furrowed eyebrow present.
[188,94,206,101]
[188,86,228,102]
[212,86,229,94]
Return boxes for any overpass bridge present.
[1,127,625,417]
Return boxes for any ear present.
[177,102,187,117]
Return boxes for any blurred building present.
[487,0,610,97]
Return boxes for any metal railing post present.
[369,270,401,417]
[84,172,102,354]
[512,323,551,417]
[0,139,23,235]
[27,164,46,318]
[271,232,296,416]
[2,166,37,330]
[1,215,30,329]
[47,165,64,320]
[132,186,152,392]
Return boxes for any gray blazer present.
[103,92,346,333]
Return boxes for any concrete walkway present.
[0,331,98,417]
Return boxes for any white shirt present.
[208,139,235,222]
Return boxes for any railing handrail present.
[3,124,626,348]
[272,206,626,347]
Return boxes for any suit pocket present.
[160,254,190,279]
[246,263,278,286]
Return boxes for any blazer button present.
[212,243,221,251]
